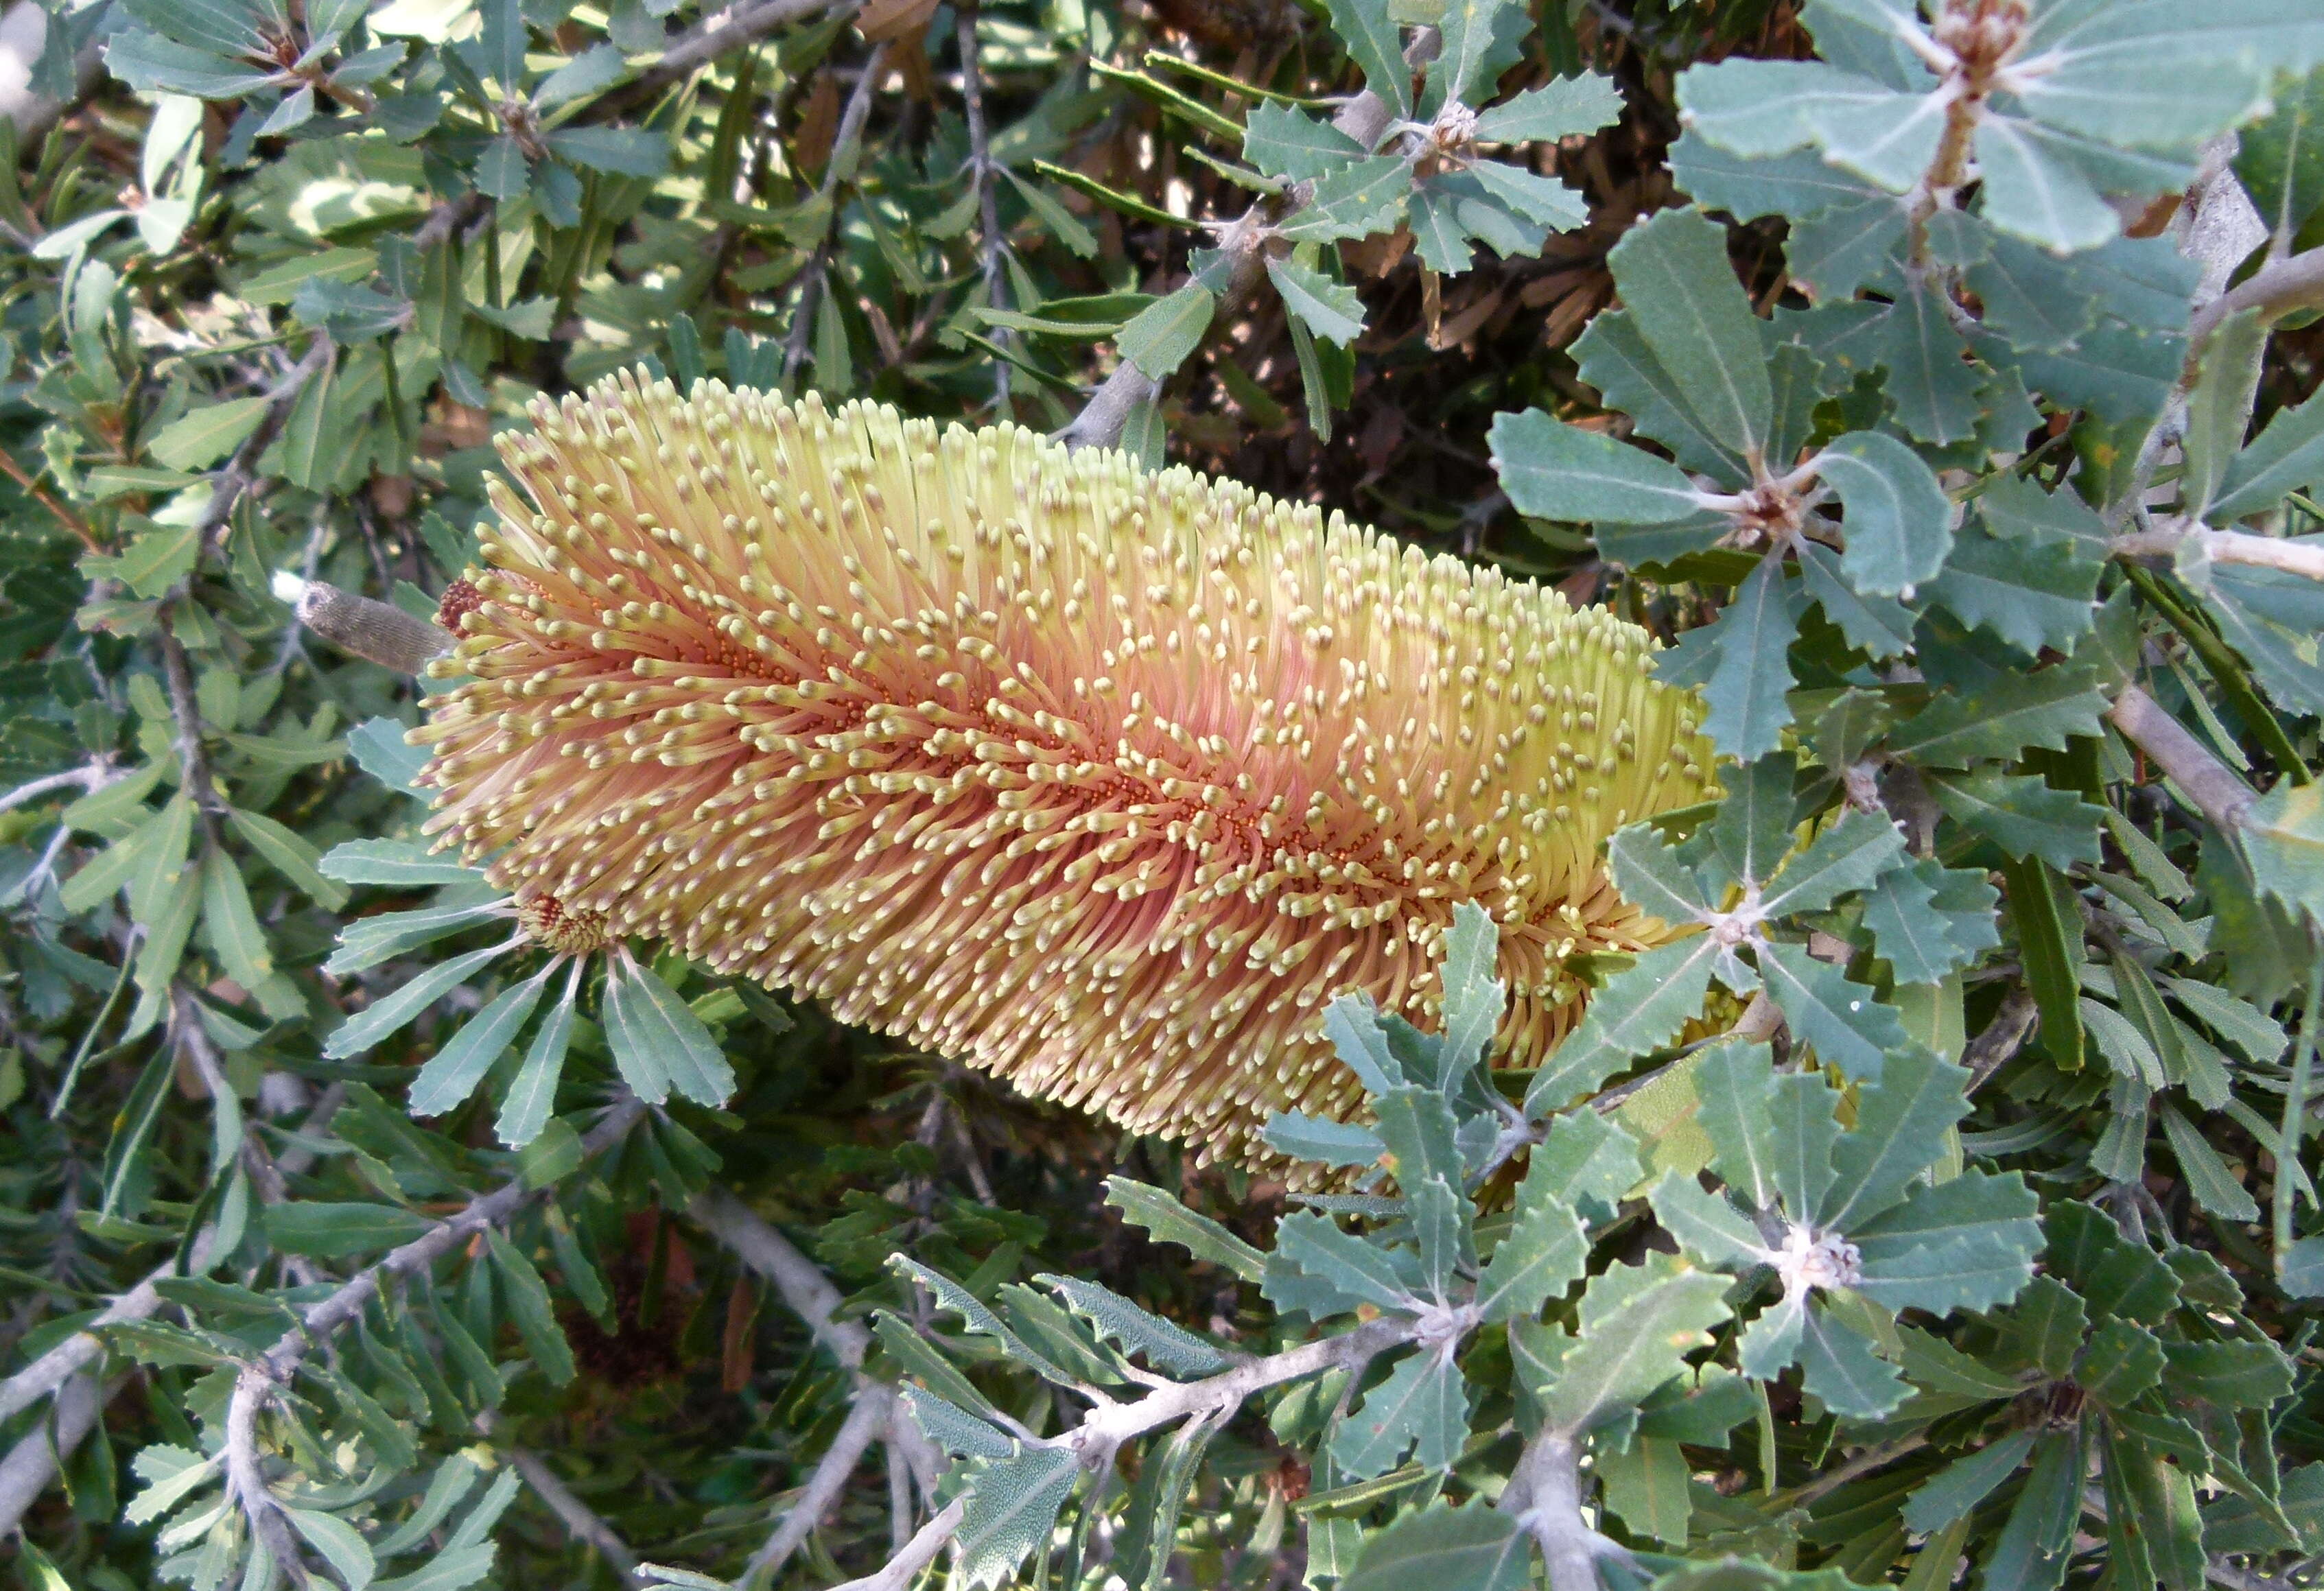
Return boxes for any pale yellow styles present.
[416,369,1713,1165]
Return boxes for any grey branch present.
[1964,985,2039,1092]
[692,1188,870,1369]
[0,762,106,814]
[691,1188,944,1581]
[510,1448,646,1589]
[0,1081,342,1431]
[2108,683,2260,834]
[1060,1316,1407,1464]
[740,1387,893,1586]
[218,1100,646,1580]
[784,40,891,386]
[1055,28,1439,453]
[197,336,336,554]
[228,1362,313,1588]
[2187,245,2324,355]
[958,3,1011,411]
[2113,521,2324,581]
[1500,1433,1614,1591]
[825,1496,968,1591]
[633,0,850,99]
[0,1373,108,1539]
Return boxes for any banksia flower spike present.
[412,370,1714,1165]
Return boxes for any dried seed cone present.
[416,370,1713,1166]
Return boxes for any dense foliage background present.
[6,0,2324,1588]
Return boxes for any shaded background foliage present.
[5,0,2324,1588]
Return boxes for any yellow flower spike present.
[414,368,1715,1166]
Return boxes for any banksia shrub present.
[416,371,1713,1161]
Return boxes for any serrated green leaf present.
[1269,1210,1420,1316]
[1881,281,1981,444]
[1760,943,1905,1080]
[1759,805,1908,917]
[1796,541,1918,659]
[1798,1304,1908,1417]
[1608,821,1715,923]
[1973,113,2119,251]
[1605,209,1771,458]
[1322,0,1411,117]
[2078,1318,2165,1406]
[2242,766,2324,928]
[1525,936,1719,1114]
[1265,1111,1387,1169]
[1473,73,1623,142]
[1533,1255,1730,1435]
[1691,1039,1780,1212]
[956,1446,1077,1590]
[1698,554,1805,762]
[1928,769,2104,868]
[1901,1428,2037,1535]
[1489,408,1708,526]
[1815,429,1953,596]
[1339,1500,1530,1591]
[1241,102,1366,178]
[1279,155,1411,241]
[1851,1168,2041,1312]
[1476,1171,1588,1321]
[1040,1275,1230,1375]
[1104,1177,1265,1281]
[1648,1170,1767,1268]
[1331,1348,1470,1478]
[1887,666,2109,769]
[2045,1201,2178,1324]
[1820,1046,1973,1229]
[1264,256,1364,346]
[1572,309,1749,480]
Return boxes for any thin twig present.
[631,0,851,101]
[413,191,491,252]
[742,1388,891,1586]
[0,1083,344,1428]
[2113,521,2324,580]
[510,1448,646,1589]
[1055,28,1440,453]
[690,1188,871,1369]
[2187,244,2324,356]
[220,1099,646,1581]
[0,763,105,815]
[2107,683,2259,834]
[196,335,334,555]
[0,442,97,550]
[159,618,228,853]
[825,1496,966,1591]
[1964,985,2039,1093]
[782,41,890,388]
[0,1373,108,1539]
[956,2,1010,412]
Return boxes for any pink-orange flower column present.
[416,370,1715,1165]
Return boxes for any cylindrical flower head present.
[416,370,1714,1165]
